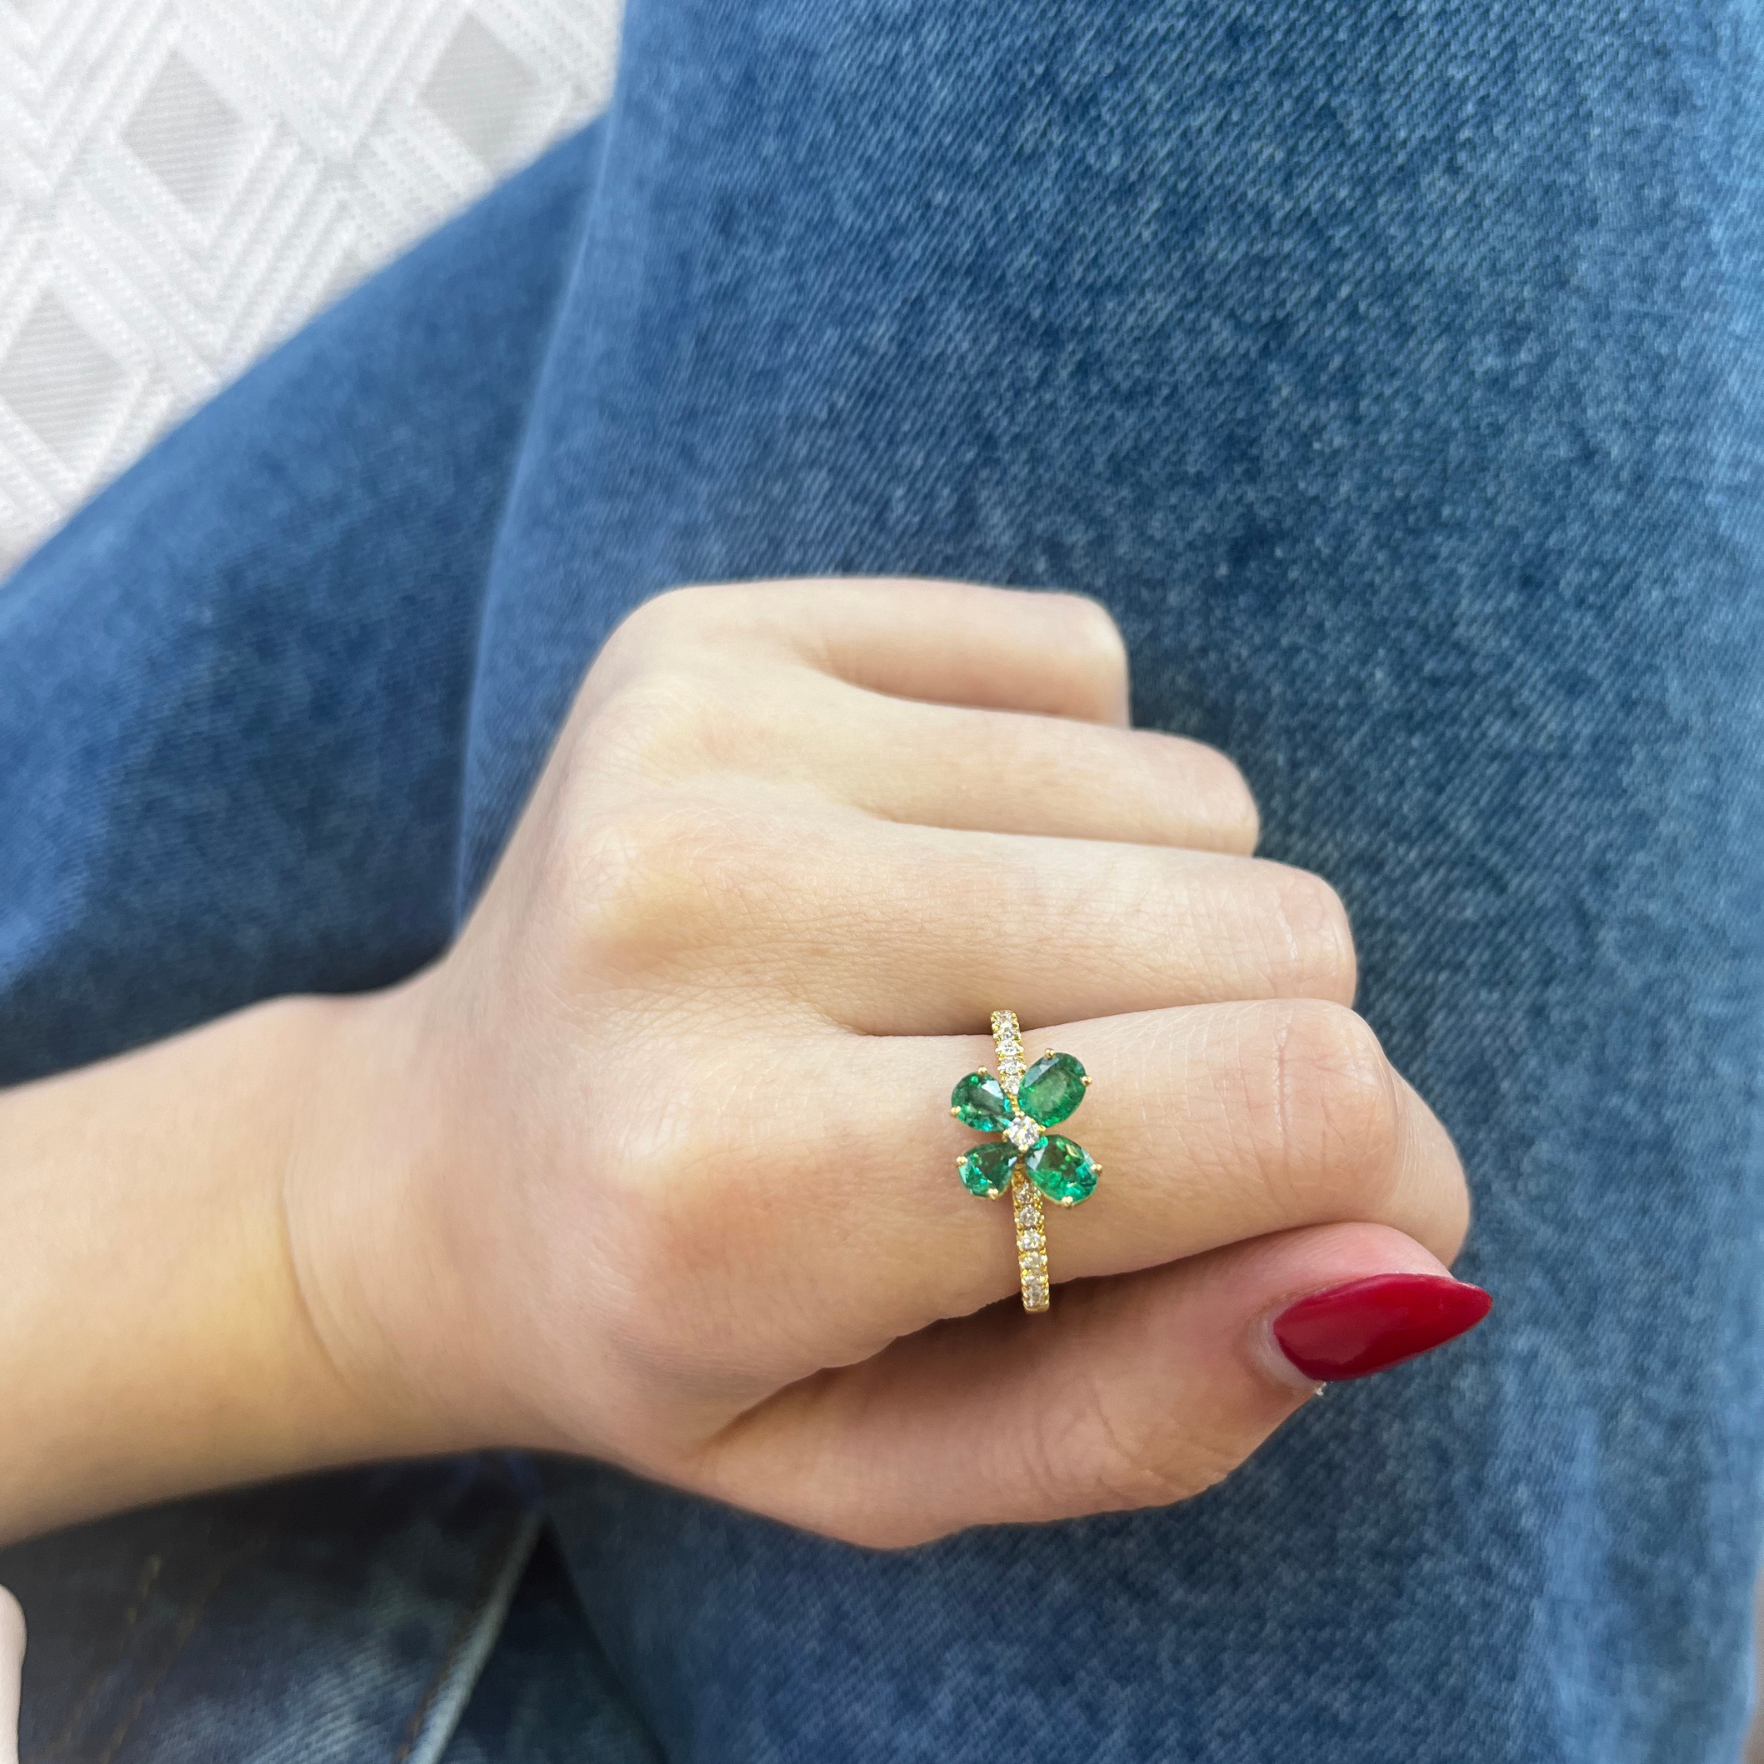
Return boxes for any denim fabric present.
[0,114,600,1087]
[2,1,1762,1760]
[0,132,603,1763]
[0,1464,539,1764]
[439,1531,664,1764]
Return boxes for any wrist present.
[0,990,452,1540]
[280,973,513,1464]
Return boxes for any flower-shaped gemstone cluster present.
[950,1045,1097,1206]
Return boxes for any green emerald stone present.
[1025,1134,1098,1206]
[958,1140,1019,1199]
[950,1071,1013,1131]
[1017,1052,1087,1128]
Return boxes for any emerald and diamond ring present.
[950,1011,1098,1313]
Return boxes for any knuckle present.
[1043,1366,1244,1515]
[1058,591,1130,667]
[611,1162,707,1292]
[1132,732,1261,852]
[1190,744,1261,852]
[1435,1164,1473,1263]
[1397,1076,1474,1264]
[1265,865,1358,1004]
[589,1117,735,1363]
[589,587,760,699]
[552,793,812,992]
[1045,593,1130,713]
[1258,999,1402,1218]
[550,799,728,974]
[608,583,720,648]
[577,669,719,780]
[588,590,700,685]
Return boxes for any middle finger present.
[629,799,1358,1031]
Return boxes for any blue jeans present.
[3,2,1761,1759]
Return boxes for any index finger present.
[595,576,1134,725]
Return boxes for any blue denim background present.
[2,1,1761,1759]
[0,1465,547,1764]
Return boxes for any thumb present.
[705,1221,1490,1548]
[0,1586,23,1764]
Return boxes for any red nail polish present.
[1272,1274,1492,1381]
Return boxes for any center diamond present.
[1004,1113,1040,1154]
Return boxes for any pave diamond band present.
[992,1013,1051,1312]
[992,1010,1026,1093]
[1011,1169,1050,1312]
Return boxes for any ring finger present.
[610,1001,1466,1366]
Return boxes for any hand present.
[295,579,1474,1547]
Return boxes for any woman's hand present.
[0,576,1475,1545]
[295,578,1475,1546]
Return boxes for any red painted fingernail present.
[1272,1274,1492,1381]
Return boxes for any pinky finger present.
[701,1222,1490,1548]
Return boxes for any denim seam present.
[392,1509,544,1764]
[26,1527,273,1764]
[28,1552,163,1763]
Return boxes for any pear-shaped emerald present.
[958,1140,1019,1199]
[1018,1052,1087,1128]
[1025,1134,1097,1206]
[950,1071,1013,1131]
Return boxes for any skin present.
[0,579,1468,1561]
[0,1589,16,1764]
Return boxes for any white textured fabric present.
[0,0,623,572]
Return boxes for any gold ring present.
[950,1010,1098,1313]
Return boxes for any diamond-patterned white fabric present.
[0,0,623,573]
